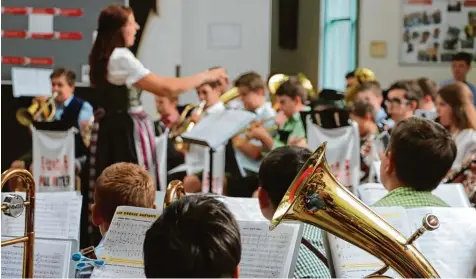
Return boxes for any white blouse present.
[452,128,476,169]
[107,48,150,87]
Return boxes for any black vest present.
[33,96,88,159]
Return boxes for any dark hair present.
[89,4,132,86]
[437,82,476,130]
[388,117,456,191]
[234,71,265,91]
[355,81,382,97]
[416,77,438,101]
[345,71,355,79]
[350,100,376,122]
[387,80,423,102]
[259,146,311,207]
[452,52,473,65]
[275,76,307,102]
[50,68,76,86]
[143,195,241,278]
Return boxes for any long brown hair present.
[438,82,476,130]
[89,5,132,86]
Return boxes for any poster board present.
[400,0,476,65]
[1,0,126,82]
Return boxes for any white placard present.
[28,14,53,33]
[208,23,242,49]
[11,67,52,97]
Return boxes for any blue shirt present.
[440,79,476,105]
[54,95,94,130]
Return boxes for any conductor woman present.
[89,4,226,186]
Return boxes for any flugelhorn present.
[16,93,58,127]
[270,142,440,278]
[1,168,36,278]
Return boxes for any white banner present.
[306,116,360,195]
[202,145,226,195]
[32,127,76,192]
[155,130,169,191]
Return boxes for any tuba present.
[1,169,36,278]
[16,93,57,127]
[270,142,440,278]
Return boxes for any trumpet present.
[233,117,277,137]
[1,169,36,278]
[271,142,440,278]
[16,93,58,127]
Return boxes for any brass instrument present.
[268,73,316,109]
[233,117,278,138]
[442,155,476,184]
[16,93,58,127]
[163,180,186,208]
[270,142,440,278]
[1,169,36,278]
[345,68,376,104]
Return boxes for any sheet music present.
[357,183,388,205]
[91,264,145,278]
[239,221,302,278]
[11,67,53,97]
[182,109,256,149]
[406,207,476,278]
[1,192,82,240]
[100,206,161,263]
[328,207,409,278]
[1,237,72,278]
[217,196,268,221]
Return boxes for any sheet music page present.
[328,207,409,278]
[432,184,471,207]
[239,220,302,278]
[1,237,72,278]
[1,192,82,240]
[216,196,268,221]
[91,264,145,278]
[182,110,256,149]
[406,207,476,277]
[357,183,388,205]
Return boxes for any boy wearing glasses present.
[385,81,422,126]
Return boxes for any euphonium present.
[271,142,440,278]
[16,92,58,127]
[1,169,36,278]
[163,180,186,208]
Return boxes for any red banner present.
[1,6,83,16]
[2,30,82,40]
[2,56,54,66]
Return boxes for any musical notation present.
[1,192,82,240]
[1,238,71,278]
[91,264,145,278]
[239,221,300,278]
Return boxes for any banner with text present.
[32,127,76,192]
[306,117,361,195]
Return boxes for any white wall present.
[359,0,476,88]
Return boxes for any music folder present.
[181,109,256,149]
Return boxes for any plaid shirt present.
[373,187,449,208]
[294,224,331,278]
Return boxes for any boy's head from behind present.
[258,146,311,220]
[92,162,156,235]
[380,117,456,192]
[143,195,241,278]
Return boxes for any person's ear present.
[232,266,239,278]
[257,187,270,210]
[91,203,102,227]
[385,151,395,174]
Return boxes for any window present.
[319,0,358,91]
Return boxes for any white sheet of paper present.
[239,220,302,278]
[208,23,242,49]
[91,264,145,278]
[1,192,82,240]
[28,14,53,33]
[216,196,267,221]
[1,238,72,278]
[406,207,476,278]
[12,67,53,97]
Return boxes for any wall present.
[359,0,476,88]
[270,0,320,88]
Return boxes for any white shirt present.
[452,129,476,169]
[107,48,150,87]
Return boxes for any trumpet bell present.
[164,180,186,208]
[271,142,440,278]
[16,107,36,127]
[16,98,56,127]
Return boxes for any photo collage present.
[400,0,476,64]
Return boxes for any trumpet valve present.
[1,194,25,218]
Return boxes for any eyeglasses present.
[385,98,410,106]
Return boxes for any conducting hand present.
[203,68,228,83]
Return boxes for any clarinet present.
[442,155,476,184]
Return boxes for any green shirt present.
[373,187,449,208]
[272,111,306,149]
[294,224,331,278]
